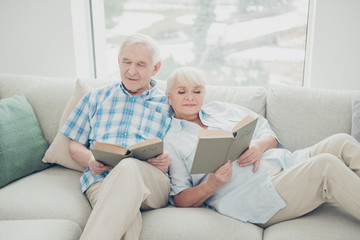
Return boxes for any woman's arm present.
[174,160,233,207]
[237,135,279,172]
[69,140,112,174]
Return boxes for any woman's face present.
[167,78,205,121]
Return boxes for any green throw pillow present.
[0,92,51,188]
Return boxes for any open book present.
[91,138,163,167]
[190,115,258,174]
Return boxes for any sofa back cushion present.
[0,74,112,144]
[267,84,360,151]
[156,80,267,117]
[0,74,78,144]
[0,73,266,145]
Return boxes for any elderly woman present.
[163,66,360,226]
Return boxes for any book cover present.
[91,138,163,167]
[190,115,258,174]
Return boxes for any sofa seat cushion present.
[141,206,263,240]
[0,166,91,229]
[263,203,360,240]
[0,219,82,240]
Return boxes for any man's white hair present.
[119,33,160,66]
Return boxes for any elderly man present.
[61,34,172,240]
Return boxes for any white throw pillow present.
[42,79,92,171]
[351,100,360,142]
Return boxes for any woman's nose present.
[185,93,194,100]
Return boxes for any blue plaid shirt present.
[61,79,172,192]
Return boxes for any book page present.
[128,137,162,151]
[92,142,128,155]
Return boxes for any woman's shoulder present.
[203,101,255,116]
[203,100,247,111]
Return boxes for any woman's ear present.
[166,93,172,106]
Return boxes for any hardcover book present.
[190,115,258,174]
[91,138,163,167]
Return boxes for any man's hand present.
[207,160,232,191]
[236,140,262,173]
[88,158,112,175]
[147,152,171,173]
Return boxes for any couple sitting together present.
[61,33,360,240]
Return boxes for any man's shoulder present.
[87,82,121,102]
[91,82,120,95]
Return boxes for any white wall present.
[0,0,93,78]
[304,0,360,90]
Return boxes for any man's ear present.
[152,61,162,76]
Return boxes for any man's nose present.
[128,64,136,75]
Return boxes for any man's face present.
[118,43,161,96]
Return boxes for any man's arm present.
[237,135,279,172]
[69,140,112,175]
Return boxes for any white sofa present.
[0,73,360,240]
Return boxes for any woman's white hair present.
[119,33,160,66]
[166,66,207,95]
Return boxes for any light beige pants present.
[80,158,170,240]
[262,133,360,227]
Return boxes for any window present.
[92,0,309,87]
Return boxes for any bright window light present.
[92,0,309,87]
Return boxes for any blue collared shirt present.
[164,101,309,224]
[61,79,172,192]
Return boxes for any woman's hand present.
[207,160,233,191]
[236,136,278,173]
[147,152,171,173]
[174,160,232,208]
[236,140,262,173]
[88,158,112,175]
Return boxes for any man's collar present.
[119,79,158,98]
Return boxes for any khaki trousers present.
[80,158,170,240]
[262,133,360,227]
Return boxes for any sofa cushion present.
[156,80,267,117]
[0,74,112,143]
[0,219,82,240]
[267,84,360,151]
[0,74,78,144]
[0,166,91,230]
[141,206,263,240]
[0,93,51,187]
[351,100,360,142]
[42,79,91,171]
[263,203,360,240]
